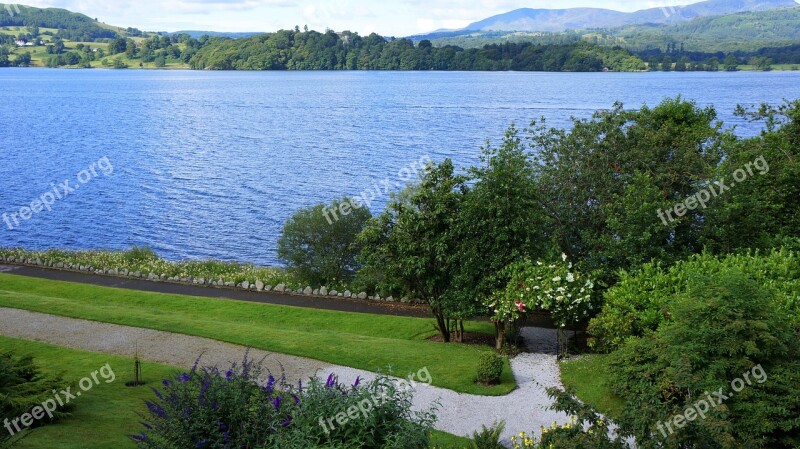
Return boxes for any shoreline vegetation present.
[0,247,418,304]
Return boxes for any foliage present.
[530,97,728,281]
[277,198,371,287]
[468,421,505,449]
[0,247,295,290]
[703,100,800,252]
[356,160,467,342]
[587,248,800,352]
[450,126,548,323]
[0,5,116,41]
[0,351,73,443]
[608,272,800,449]
[476,353,505,385]
[189,30,644,71]
[133,356,437,449]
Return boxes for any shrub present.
[608,272,800,449]
[0,352,73,444]
[588,248,800,352]
[469,421,505,449]
[133,355,437,449]
[476,353,504,385]
[278,198,372,288]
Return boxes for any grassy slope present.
[0,336,469,449]
[0,273,515,395]
[559,354,623,418]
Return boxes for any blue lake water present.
[1,69,799,266]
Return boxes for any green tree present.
[674,55,689,71]
[357,160,466,342]
[450,126,548,342]
[724,54,739,71]
[14,52,31,67]
[530,98,727,280]
[277,198,371,287]
[660,55,672,71]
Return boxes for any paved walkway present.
[0,307,569,443]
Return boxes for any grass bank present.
[0,273,515,395]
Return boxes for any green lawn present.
[1,336,176,449]
[0,336,472,448]
[559,354,624,419]
[0,273,515,395]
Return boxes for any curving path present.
[0,307,570,443]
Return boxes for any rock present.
[242,281,250,290]
[313,289,319,295]
[338,293,343,297]
[330,290,338,297]
[264,285,273,291]
[224,282,235,287]
[148,273,158,280]
[387,296,394,302]
[274,284,285,293]
[344,290,352,298]
[320,286,328,296]
[303,287,313,295]
[197,278,205,285]
[358,292,367,300]
[256,280,265,291]
[401,297,410,303]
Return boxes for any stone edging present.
[0,255,422,305]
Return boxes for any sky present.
[15,0,789,36]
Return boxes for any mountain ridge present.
[415,0,799,37]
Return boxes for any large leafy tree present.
[530,98,728,279]
[450,126,550,341]
[357,160,466,342]
[702,101,800,252]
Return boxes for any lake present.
[1,69,798,266]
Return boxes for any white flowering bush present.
[489,254,597,331]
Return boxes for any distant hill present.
[422,7,800,54]
[413,0,798,38]
[0,4,120,40]
[169,30,263,39]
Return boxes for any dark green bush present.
[588,248,800,352]
[476,353,504,385]
[0,352,73,445]
[608,272,800,449]
[277,198,372,288]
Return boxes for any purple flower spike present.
[353,376,361,388]
[273,396,282,410]
[326,373,336,388]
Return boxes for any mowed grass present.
[559,354,624,418]
[0,336,472,449]
[0,273,515,395]
[0,336,177,449]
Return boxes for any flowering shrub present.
[132,355,437,449]
[486,254,596,349]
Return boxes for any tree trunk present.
[433,308,450,342]
[495,320,506,351]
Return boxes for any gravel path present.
[0,307,570,443]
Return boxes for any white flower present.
[562,253,568,262]
[566,273,575,283]
[537,261,543,266]
[552,276,561,282]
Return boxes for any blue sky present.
[18,0,799,36]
